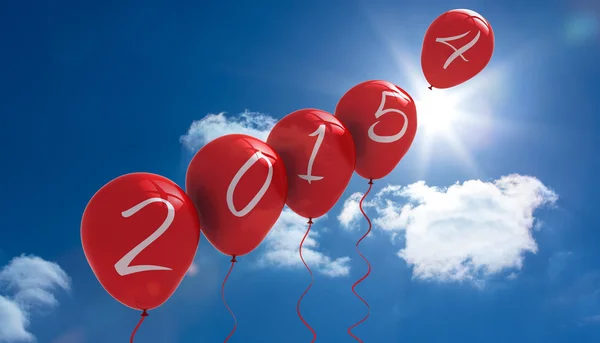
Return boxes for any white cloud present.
[507,272,518,280]
[338,193,370,230]
[258,208,351,277]
[338,174,557,283]
[0,255,71,342]
[180,111,350,277]
[179,110,276,152]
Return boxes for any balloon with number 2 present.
[81,172,200,311]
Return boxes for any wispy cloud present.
[180,110,350,277]
[186,262,199,277]
[548,251,572,281]
[338,175,557,284]
[180,110,276,152]
[0,255,71,342]
[337,192,374,230]
[552,270,600,326]
[581,315,600,325]
[258,208,350,277]
[50,329,84,343]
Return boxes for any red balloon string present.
[297,218,317,342]
[130,310,148,343]
[348,179,374,342]
[222,256,238,343]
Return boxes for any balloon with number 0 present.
[186,134,288,257]
[267,109,355,219]
[421,9,494,89]
[335,80,417,180]
[81,172,201,310]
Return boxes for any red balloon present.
[335,80,417,180]
[186,134,287,257]
[81,172,200,310]
[267,109,356,219]
[421,9,494,89]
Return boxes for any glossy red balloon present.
[267,109,356,219]
[335,80,417,180]
[81,172,200,311]
[421,9,494,89]
[186,134,287,257]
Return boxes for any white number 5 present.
[368,90,409,144]
[114,198,175,276]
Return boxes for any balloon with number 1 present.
[266,108,356,341]
[267,108,356,219]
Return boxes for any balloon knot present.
[428,85,433,90]
[141,310,149,317]
[368,179,373,185]
[308,218,313,224]
[230,256,237,263]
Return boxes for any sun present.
[414,90,462,137]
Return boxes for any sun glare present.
[415,91,462,137]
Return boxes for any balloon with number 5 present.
[186,134,288,257]
[267,109,355,219]
[335,80,417,180]
[81,172,201,310]
[421,9,494,89]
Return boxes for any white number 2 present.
[368,90,409,144]
[298,124,325,184]
[226,151,273,217]
[114,198,175,276]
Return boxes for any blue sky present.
[1,0,599,342]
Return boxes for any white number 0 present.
[368,90,409,144]
[226,151,273,217]
[298,124,325,184]
[114,198,175,276]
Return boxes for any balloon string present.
[222,256,238,343]
[297,218,317,342]
[348,179,374,342]
[130,310,148,343]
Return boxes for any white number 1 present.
[368,90,409,144]
[298,124,325,184]
[114,198,175,276]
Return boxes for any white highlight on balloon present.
[368,90,409,144]
[435,30,481,69]
[298,124,326,184]
[114,198,175,276]
[226,151,273,217]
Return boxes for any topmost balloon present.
[421,9,494,90]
